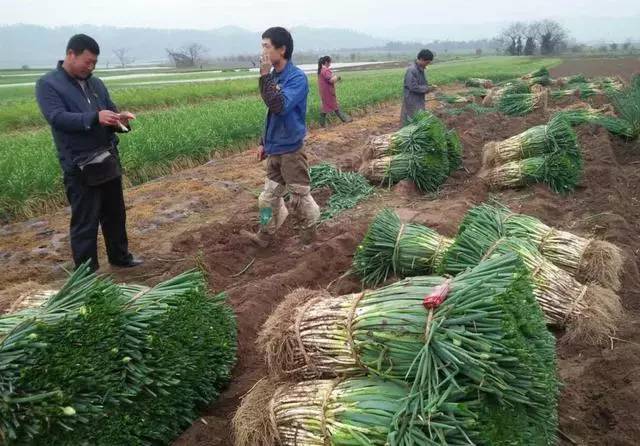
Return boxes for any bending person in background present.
[400,49,436,125]
[36,34,142,272]
[317,56,352,127]
[241,27,320,248]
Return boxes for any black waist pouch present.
[78,148,122,186]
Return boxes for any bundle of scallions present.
[0,265,237,445]
[351,208,453,286]
[248,253,557,445]
[497,90,548,116]
[441,204,623,343]
[465,78,494,88]
[359,111,462,191]
[462,203,624,290]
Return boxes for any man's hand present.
[119,111,136,123]
[259,51,272,76]
[98,110,121,127]
[257,145,266,161]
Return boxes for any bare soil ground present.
[550,56,640,82]
[2,65,640,445]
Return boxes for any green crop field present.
[0,56,560,220]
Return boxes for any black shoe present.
[111,257,144,268]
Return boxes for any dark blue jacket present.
[36,61,121,174]
[260,61,308,156]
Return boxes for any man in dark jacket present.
[36,34,142,272]
[400,49,436,124]
[241,27,320,248]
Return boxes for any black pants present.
[63,173,132,271]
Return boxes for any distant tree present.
[113,48,134,68]
[499,22,527,55]
[166,43,207,68]
[476,48,483,56]
[622,41,632,52]
[21,64,29,70]
[350,53,357,62]
[610,43,619,52]
[537,20,568,55]
[598,45,609,53]
[570,44,585,53]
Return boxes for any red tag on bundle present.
[423,279,452,310]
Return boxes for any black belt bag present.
[78,148,122,186]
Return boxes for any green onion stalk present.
[460,203,624,291]
[351,209,453,287]
[0,266,237,445]
[441,207,623,343]
[310,163,374,221]
[482,114,580,168]
[256,254,558,444]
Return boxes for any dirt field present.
[550,56,640,82]
[2,62,640,445]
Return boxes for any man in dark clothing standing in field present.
[36,34,142,272]
[241,27,320,248]
[400,49,436,124]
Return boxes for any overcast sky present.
[2,0,639,33]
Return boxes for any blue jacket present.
[260,61,308,156]
[36,61,121,174]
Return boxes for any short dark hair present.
[66,34,100,56]
[417,49,434,61]
[262,27,293,60]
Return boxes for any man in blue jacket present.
[36,34,142,272]
[242,27,320,248]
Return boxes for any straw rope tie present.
[539,227,558,253]
[269,386,284,445]
[319,379,341,445]
[294,294,328,374]
[392,223,407,272]
[346,291,369,370]
[563,285,589,324]
[481,237,507,262]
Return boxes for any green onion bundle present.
[528,75,552,87]
[483,81,531,107]
[465,78,494,88]
[255,254,558,444]
[463,203,624,291]
[441,207,623,343]
[497,91,546,116]
[446,129,463,172]
[607,74,640,139]
[361,150,450,193]
[362,133,394,161]
[0,266,237,445]
[310,163,374,221]
[360,111,457,191]
[437,93,472,104]
[351,209,453,286]
[483,151,582,194]
[522,67,549,80]
[482,114,580,167]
